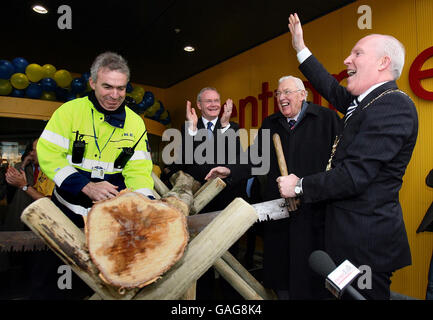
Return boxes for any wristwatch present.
[294,178,303,197]
[22,184,30,191]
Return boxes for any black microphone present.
[309,250,366,300]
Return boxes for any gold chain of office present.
[326,89,411,171]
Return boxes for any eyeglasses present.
[200,99,220,104]
[275,89,303,98]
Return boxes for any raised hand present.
[186,100,198,131]
[220,99,233,128]
[288,13,306,53]
[5,166,27,188]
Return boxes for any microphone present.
[309,250,366,300]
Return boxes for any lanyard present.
[91,109,116,160]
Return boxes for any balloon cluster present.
[0,57,90,102]
[0,57,171,126]
[125,88,171,126]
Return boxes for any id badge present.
[91,166,105,179]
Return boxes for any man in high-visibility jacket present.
[37,52,154,228]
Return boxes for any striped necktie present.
[288,119,296,130]
[344,98,359,124]
[207,121,213,139]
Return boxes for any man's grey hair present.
[278,75,308,99]
[197,87,220,102]
[90,52,130,82]
[371,34,405,80]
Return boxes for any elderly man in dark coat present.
[206,75,341,299]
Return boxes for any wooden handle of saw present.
[272,133,299,211]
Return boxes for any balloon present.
[0,79,12,95]
[143,100,160,117]
[42,64,56,78]
[81,71,90,83]
[54,69,73,88]
[25,83,42,99]
[11,88,25,98]
[12,57,28,74]
[0,60,15,79]
[70,77,86,94]
[55,87,68,101]
[40,91,56,101]
[65,92,78,101]
[143,91,154,108]
[41,77,57,92]
[25,63,44,82]
[10,73,29,90]
[151,100,165,120]
[130,86,144,103]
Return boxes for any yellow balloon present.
[25,63,44,82]
[10,73,29,90]
[42,64,57,78]
[0,79,12,95]
[54,69,73,88]
[41,91,56,101]
[144,101,160,117]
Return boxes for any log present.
[221,252,276,300]
[86,192,189,289]
[20,198,130,300]
[190,178,226,215]
[133,197,258,300]
[213,258,263,300]
[151,171,170,196]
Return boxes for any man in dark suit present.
[164,87,244,213]
[164,87,245,299]
[205,76,341,299]
[277,13,419,300]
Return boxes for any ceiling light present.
[32,5,48,14]
[184,46,195,52]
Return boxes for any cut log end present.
[86,192,189,289]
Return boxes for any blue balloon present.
[143,91,155,108]
[41,77,57,92]
[0,60,15,79]
[12,57,28,74]
[81,71,90,83]
[65,91,78,101]
[11,88,25,98]
[25,83,42,99]
[70,77,86,94]
[126,82,133,93]
[55,87,68,101]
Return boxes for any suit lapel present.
[348,81,398,120]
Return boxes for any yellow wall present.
[162,0,433,299]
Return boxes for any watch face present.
[295,186,301,194]
[22,185,28,191]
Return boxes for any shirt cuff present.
[297,47,312,64]
[220,123,231,133]
[188,127,198,136]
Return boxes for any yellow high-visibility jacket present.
[37,95,154,216]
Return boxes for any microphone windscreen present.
[309,250,337,277]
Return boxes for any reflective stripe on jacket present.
[37,96,154,215]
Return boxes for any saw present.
[0,198,290,252]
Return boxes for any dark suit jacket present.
[248,104,340,298]
[166,117,245,212]
[299,55,418,272]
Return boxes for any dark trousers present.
[344,271,393,300]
